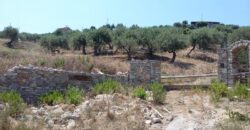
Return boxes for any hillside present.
[1,39,250,130]
[0,39,217,76]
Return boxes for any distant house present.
[191,21,221,28]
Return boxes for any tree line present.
[1,21,250,62]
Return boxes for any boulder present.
[66,119,76,129]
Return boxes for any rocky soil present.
[1,90,250,130]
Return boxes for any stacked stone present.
[218,40,250,87]
[0,65,127,104]
[0,60,162,104]
[129,60,161,85]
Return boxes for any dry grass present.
[77,94,146,130]
[160,47,218,75]
[0,39,217,76]
[0,39,129,75]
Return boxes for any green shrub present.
[209,80,228,102]
[65,86,84,105]
[150,82,165,104]
[39,90,64,105]
[229,82,250,100]
[229,111,250,121]
[92,79,122,95]
[132,87,147,100]
[53,58,65,68]
[37,58,47,66]
[0,91,26,116]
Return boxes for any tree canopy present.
[2,22,248,63]
[2,26,19,48]
[157,28,187,62]
[187,27,224,57]
[229,27,250,43]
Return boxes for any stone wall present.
[218,48,230,85]
[0,60,161,103]
[129,60,161,85]
[0,66,127,103]
[218,40,250,86]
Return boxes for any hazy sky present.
[1,0,250,33]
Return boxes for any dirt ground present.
[2,90,250,130]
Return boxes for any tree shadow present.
[134,54,194,69]
[171,61,194,69]
[191,54,217,63]
[133,54,170,61]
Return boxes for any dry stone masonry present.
[129,60,161,85]
[0,60,161,103]
[218,40,250,86]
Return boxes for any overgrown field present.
[0,38,217,77]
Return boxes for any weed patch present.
[209,80,228,102]
[39,90,64,105]
[65,86,84,105]
[53,58,65,68]
[150,82,165,104]
[132,87,147,100]
[0,91,26,116]
[92,79,123,95]
[228,82,250,101]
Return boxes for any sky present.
[1,0,250,34]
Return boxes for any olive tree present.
[112,24,126,53]
[114,29,139,60]
[187,28,224,57]
[19,32,40,42]
[157,28,187,62]
[90,28,112,56]
[138,28,161,58]
[40,35,69,52]
[229,27,250,43]
[72,33,87,54]
[2,26,19,48]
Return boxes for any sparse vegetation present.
[150,82,165,104]
[0,91,26,116]
[229,111,250,121]
[39,86,84,105]
[209,80,228,102]
[92,79,123,95]
[37,58,47,66]
[132,87,147,100]
[228,82,250,101]
[53,58,65,68]
[39,90,64,105]
[65,86,84,105]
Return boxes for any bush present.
[209,80,228,102]
[92,79,122,95]
[132,87,147,100]
[39,91,64,105]
[150,82,165,104]
[0,91,26,116]
[229,82,250,101]
[53,58,65,68]
[37,58,47,66]
[65,86,84,105]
